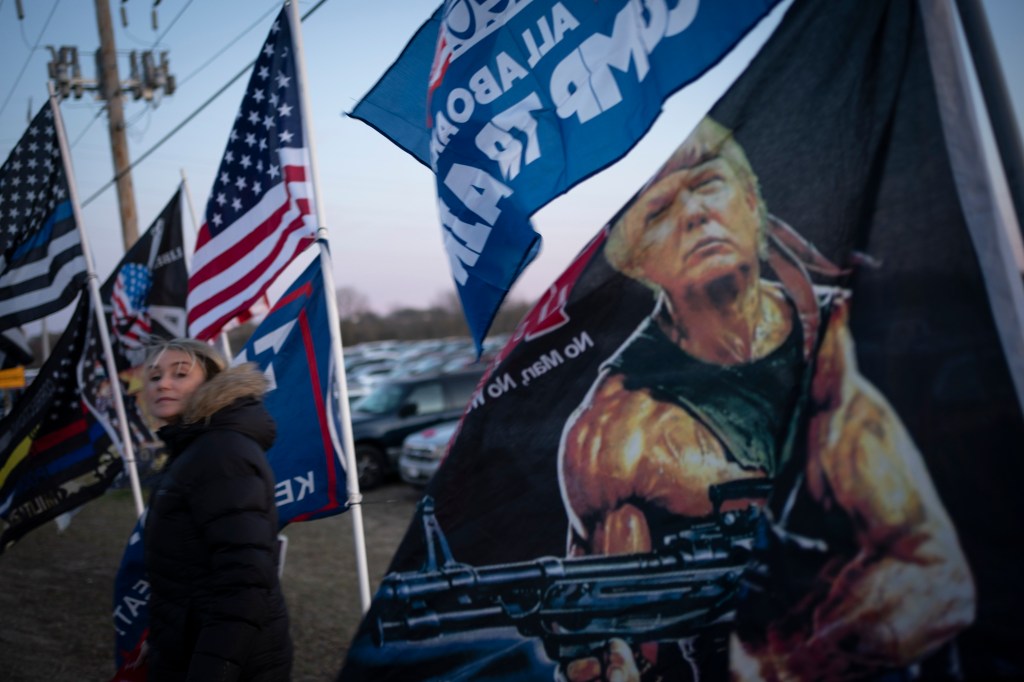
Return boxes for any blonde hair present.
[605,117,769,285]
[145,338,226,382]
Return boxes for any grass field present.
[0,482,420,682]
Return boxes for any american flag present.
[187,7,316,340]
[0,103,86,331]
[111,262,152,351]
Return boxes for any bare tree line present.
[335,287,532,345]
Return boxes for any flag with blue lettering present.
[111,513,148,677]
[350,0,782,349]
[234,257,348,524]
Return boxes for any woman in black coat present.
[142,339,291,681]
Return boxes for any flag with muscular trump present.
[351,0,783,349]
[187,6,316,341]
[340,1,1024,680]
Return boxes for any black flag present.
[0,294,123,553]
[340,1,1024,680]
[100,188,188,371]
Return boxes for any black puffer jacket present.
[145,365,291,682]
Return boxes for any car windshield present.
[352,383,406,415]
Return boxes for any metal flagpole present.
[287,0,371,611]
[920,0,1024,411]
[48,83,146,518]
[954,0,1024,241]
[180,169,233,359]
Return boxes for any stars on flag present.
[204,19,305,237]
[0,107,65,255]
[187,6,315,341]
[111,262,153,351]
[0,104,85,332]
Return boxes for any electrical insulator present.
[129,51,143,100]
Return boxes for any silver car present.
[398,420,459,487]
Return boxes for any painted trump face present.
[606,118,766,299]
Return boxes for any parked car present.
[398,420,460,487]
[349,369,483,489]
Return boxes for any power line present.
[17,13,34,49]
[150,0,195,49]
[120,23,155,48]
[71,106,107,148]
[81,0,329,209]
[0,0,63,120]
[119,0,195,49]
[177,0,280,88]
[81,55,249,208]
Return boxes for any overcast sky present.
[1,0,1022,322]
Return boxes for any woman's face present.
[144,349,207,422]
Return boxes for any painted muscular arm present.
[751,301,976,675]
[559,372,762,682]
[560,371,755,557]
[560,373,656,557]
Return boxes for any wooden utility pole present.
[94,0,139,249]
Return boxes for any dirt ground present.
[0,482,421,682]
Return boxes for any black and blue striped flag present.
[0,103,86,332]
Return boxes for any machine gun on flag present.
[374,481,773,669]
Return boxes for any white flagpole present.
[217,326,233,360]
[179,168,200,242]
[48,83,145,518]
[921,0,1024,410]
[180,169,233,359]
[287,0,371,611]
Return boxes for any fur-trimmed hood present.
[158,364,276,455]
[181,363,268,424]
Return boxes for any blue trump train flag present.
[112,513,147,676]
[234,257,348,524]
[351,0,782,348]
